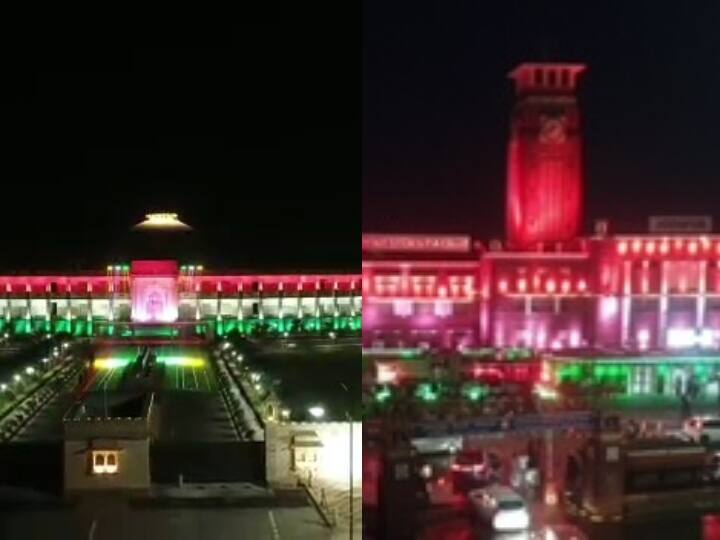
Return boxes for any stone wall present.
[64,438,150,492]
[265,421,362,488]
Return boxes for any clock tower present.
[506,63,586,248]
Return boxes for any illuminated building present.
[63,393,155,493]
[363,63,720,395]
[0,214,361,339]
[507,64,585,248]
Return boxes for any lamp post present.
[346,410,353,540]
[340,382,354,540]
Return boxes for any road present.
[414,501,720,539]
[0,505,339,539]
[89,345,238,442]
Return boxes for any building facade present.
[363,63,720,357]
[0,259,361,338]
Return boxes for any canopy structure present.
[133,213,192,231]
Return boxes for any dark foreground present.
[0,494,336,540]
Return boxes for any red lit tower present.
[506,63,586,248]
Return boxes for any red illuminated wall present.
[506,63,586,248]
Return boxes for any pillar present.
[258,282,264,320]
[697,260,707,329]
[237,283,244,320]
[296,282,304,319]
[658,260,668,348]
[620,260,632,345]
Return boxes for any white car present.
[683,416,720,444]
[468,485,530,532]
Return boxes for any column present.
[314,280,321,318]
[258,281,265,320]
[332,280,340,317]
[658,261,668,348]
[195,282,201,321]
[45,284,51,326]
[620,260,632,346]
[237,283,244,320]
[109,281,115,322]
[87,283,93,336]
[5,284,11,324]
[25,284,31,333]
[697,260,707,329]
[278,282,285,320]
[66,284,72,334]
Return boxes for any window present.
[561,69,570,88]
[392,300,413,318]
[91,450,119,475]
[106,452,118,474]
[498,500,525,511]
[534,68,543,86]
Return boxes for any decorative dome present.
[133,212,192,231]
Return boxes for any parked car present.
[450,451,500,493]
[705,452,720,483]
[683,416,720,444]
[468,485,530,532]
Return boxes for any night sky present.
[3,18,358,272]
[363,2,720,240]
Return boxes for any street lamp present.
[308,405,325,419]
[340,382,354,540]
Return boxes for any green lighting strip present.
[0,315,361,338]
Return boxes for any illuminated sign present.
[362,234,471,253]
[648,216,713,233]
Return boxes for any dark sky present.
[363,1,720,239]
[3,17,358,272]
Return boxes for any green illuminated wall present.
[0,314,361,339]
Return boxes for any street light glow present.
[25,367,35,375]
[13,374,21,382]
[308,405,325,419]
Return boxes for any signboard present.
[648,216,713,234]
[362,234,471,253]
